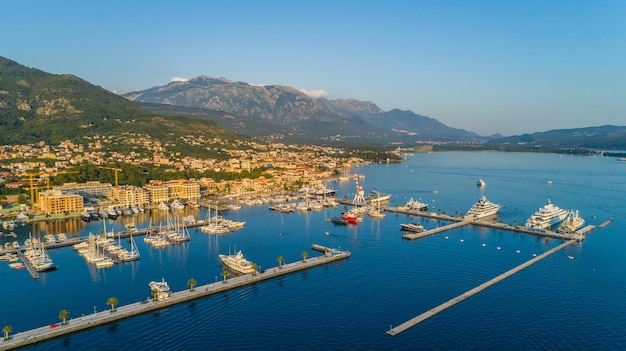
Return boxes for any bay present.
[1,151,625,350]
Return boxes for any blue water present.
[1,152,625,350]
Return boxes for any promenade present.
[0,249,350,350]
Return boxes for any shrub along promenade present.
[0,249,350,350]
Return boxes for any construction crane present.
[20,170,80,210]
[100,166,122,186]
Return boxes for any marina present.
[0,151,624,350]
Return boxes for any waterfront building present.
[110,185,150,207]
[55,181,113,198]
[143,181,169,205]
[38,189,84,215]
[165,180,201,201]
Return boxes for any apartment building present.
[38,190,84,215]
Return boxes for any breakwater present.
[0,249,350,350]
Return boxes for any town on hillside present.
[0,136,398,221]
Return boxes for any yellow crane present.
[100,166,122,186]
[20,170,79,210]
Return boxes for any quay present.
[0,249,350,350]
[387,239,577,336]
[14,249,39,279]
[386,207,594,242]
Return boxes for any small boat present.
[477,179,486,187]
[149,278,171,300]
[80,211,91,222]
[170,200,185,210]
[9,262,24,269]
[399,198,429,211]
[400,223,425,233]
[364,188,391,203]
[330,217,349,225]
[95,257,114,268]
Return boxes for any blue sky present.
[1,0,624,136]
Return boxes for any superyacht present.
[465,196,501,220]
[525,198,569,230]
[219,250,256,274]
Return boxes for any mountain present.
[362,109,479,141]
[494,125,626,150]
[0,57,237,145]
[125,76,481,143]
[316,98,384,117]
[125,76,389,143]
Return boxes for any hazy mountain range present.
[2,55,625,150]
[124,76,479,143]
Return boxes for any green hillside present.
[0,57,241,146]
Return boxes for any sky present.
[1,0,625,136]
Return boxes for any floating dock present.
[598,219,613,228]
[0,249,350,350]
[387,239,577,336]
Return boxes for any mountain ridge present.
[124,75,479,143]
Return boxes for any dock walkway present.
[386,240,576,336]
[14,249,38,279]
[0,250,350,350]
[402,221,470,240]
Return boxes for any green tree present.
[17,194,27,205]
[187,278,197,291]
[3,325,12,341]
[222,270,229,283]
[59,310,69,325]
[277,255,284,269]
[151,287,159,301]
[301,251,308,262]
[106,297,118,312]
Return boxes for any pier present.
[14,249,39,279]
[0,249,350,350]
[386,207,593,242]
[387,239,577,336]
[402,221,470,240]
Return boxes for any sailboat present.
[119,235,140,262]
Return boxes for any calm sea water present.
[1,152,625,350]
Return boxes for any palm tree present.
[187,278,197,291]
[251,263,258,276]
[222,270,229,283]
[3,325,12,341]
[301,251,308,262]
[59,310,69,325]
[151,287,159,301]
[107,297,118,312]
[277,255,284,269]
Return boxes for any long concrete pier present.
[386,239,576,336]
[386,206,592,242]
[0,249,350,350]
